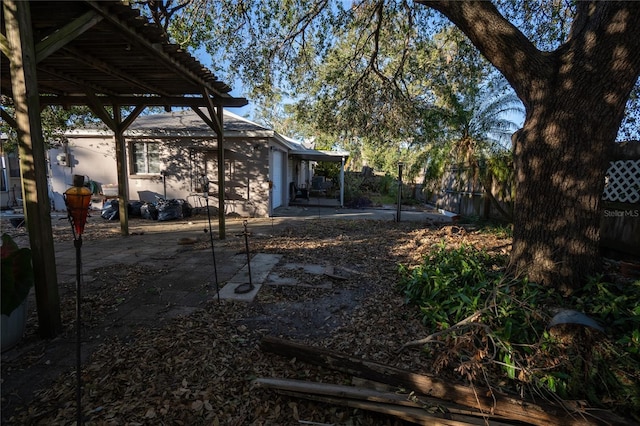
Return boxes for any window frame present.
[130,141,162,176]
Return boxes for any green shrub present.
[343,172,365,203]
[398,245,640,416]
[378,173,394,195]
[399,243,507,329]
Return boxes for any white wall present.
[50,135,278,217]
[49,138,118,211]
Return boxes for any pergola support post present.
[86,99,145,236]
[198,90,227,240]
[3,0,62,337]
[113,122,129,235]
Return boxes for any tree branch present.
[351,1,385,93]
[398,307,493,352]
[415,1,546,106]
[278,0,329,50]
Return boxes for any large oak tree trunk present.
[509,96,614,292]
[421,0,640,292]
[507,13,638,292]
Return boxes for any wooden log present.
[260,336,619,426]
[255,377,515,425]
[283,391,489,426]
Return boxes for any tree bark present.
[419,1,640,291]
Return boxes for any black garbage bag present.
[176,199,193,218]
[140,202,158,220]
[128,200,144,217]
[101,199,119,220]
[157,199,183,221]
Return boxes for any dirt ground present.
[1,216,626,425]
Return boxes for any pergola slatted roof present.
[1,0,247,337]
[1,0,246,107]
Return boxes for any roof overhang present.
[289,149,349,163]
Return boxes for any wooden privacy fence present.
[601,142,640,257]
[434,142,639,257]
[603,159,640,203]
[434,164,513,221]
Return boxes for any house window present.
[226,158,235,179]
[132,142,161,174]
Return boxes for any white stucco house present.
[0,146,21,211]
[47,109,347,217]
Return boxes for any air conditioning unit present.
[56,153,68,166]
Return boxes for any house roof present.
[78,108,350,162]
[124,109,272,137]
[1,1,246,108]
[279,134,348,163]
[290,148,350,163]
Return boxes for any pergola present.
[1,0,247,337]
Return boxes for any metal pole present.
[340,156,345,208]
[233,220,255,294]
[162,171,167,200]
[201,175,220,302]
[243,220,253,289]
[74,236,83,425]
[205,197,220,303]
[397,162,403,222]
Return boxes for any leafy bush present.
[398,244,548,344]
[398,245,640,416]
[343,172,365,204]
[399,244,506,329]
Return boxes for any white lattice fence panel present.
[603,160,640,203]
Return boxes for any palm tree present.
[434,76,524,220]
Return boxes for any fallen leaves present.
[4,218,515,425]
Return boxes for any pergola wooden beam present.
[38,65,119,97]
[61,46,173,97]
[35,10,103,62]
[39,95,248,108]
[1,0,248,339]
[0,106,18,129]
[3,0,62,337]
[86,1,231,97]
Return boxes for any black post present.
[161,170,167,200]
[397,162,403,222]
[243,220,253,289]
[205,197,220,303]
[74,236,83,425]
[201,175,220,302]
[64,174,90,425]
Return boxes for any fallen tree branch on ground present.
[260,336,627,426]
[254,377,516,425]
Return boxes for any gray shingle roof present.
[127,109,269,134]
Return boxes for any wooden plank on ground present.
[260,336,611,426]
[255,377,516,426]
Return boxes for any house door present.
[271,150,284,209]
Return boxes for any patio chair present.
[290,182,309,201]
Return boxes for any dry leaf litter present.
[2,217,512,425]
